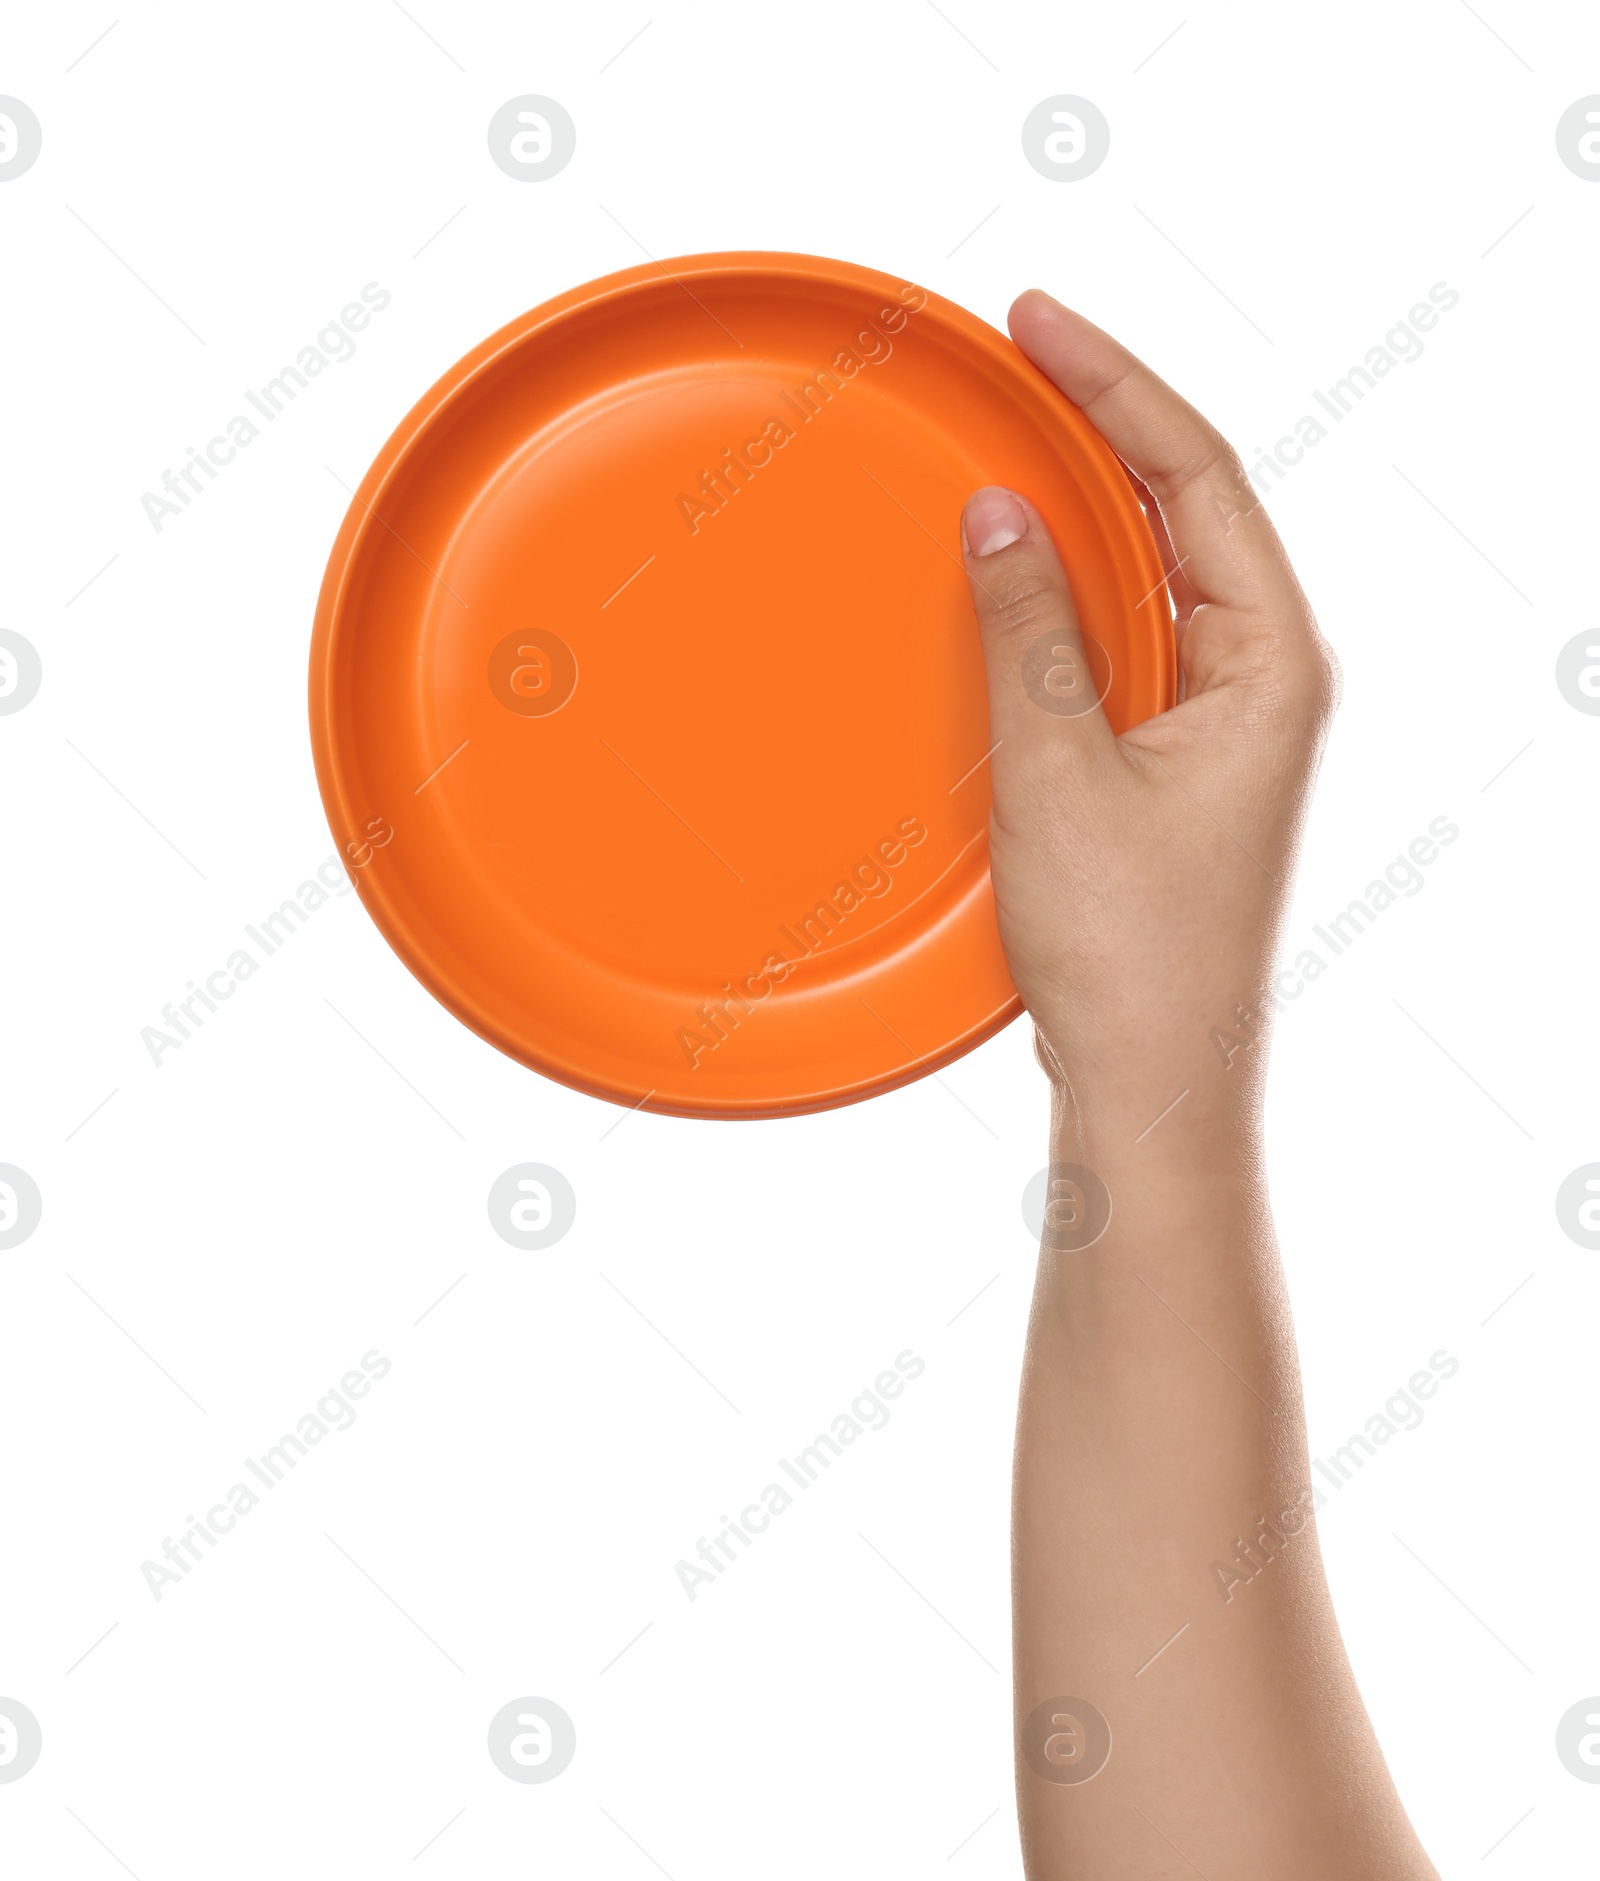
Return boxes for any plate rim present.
[308,250,1174,1120]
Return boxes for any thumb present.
[960,486,1115,778]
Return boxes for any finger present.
[1009,290,1307,627]
[1119,462,1201,624]
[960,485,1115,777]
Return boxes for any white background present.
[2,2,1596,1875]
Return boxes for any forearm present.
[1012,1085,1438,1879]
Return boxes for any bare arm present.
[962,293,1438,1879]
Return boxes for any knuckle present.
[1199,432,1249,493]
[985,576,1068,639]
[1321,643,1345,717]
[1257,630,1340,729]
[1163,425,1251,504]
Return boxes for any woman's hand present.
[970,293,1438,1881]
[963,289,1338,1148]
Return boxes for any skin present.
[960,291,1439,1880]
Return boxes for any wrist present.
[1048,1066,1262,1170]
[1036,1065,1268,1251]
[1030,981,1278,1156]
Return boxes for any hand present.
[983,299,1438,1881]
[961,291,1338,1147]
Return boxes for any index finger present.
[1009,290,1302,621]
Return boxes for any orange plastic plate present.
[309,253,1175,1119]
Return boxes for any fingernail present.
[963,487,1028,557]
